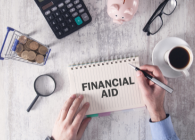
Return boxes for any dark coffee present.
[169,47,190,69]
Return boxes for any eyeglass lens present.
[149,0,177,34]
[163,0,177,15]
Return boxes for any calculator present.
[34,0,92,39]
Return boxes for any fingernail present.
[70,94,76,99]
[85,102,89,107]
[78,95,83,99]
[137,71,141,77]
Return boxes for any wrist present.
[150,110,166,122]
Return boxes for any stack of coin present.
[16,36,48,64]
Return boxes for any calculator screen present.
[38,0,44,2]
[42,2,54,10]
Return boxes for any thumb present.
[136,71,151,92]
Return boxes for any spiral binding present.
[70,55,137,70]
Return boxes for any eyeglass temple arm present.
[143,0,169,31]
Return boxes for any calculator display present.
[38,0,44,2]
[42,2,54,10]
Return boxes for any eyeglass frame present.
[143,0,177,36]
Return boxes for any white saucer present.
[152,37,190,78]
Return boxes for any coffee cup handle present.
[183,70,190,77]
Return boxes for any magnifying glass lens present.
[35,76,55,96]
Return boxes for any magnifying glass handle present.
[27,95,39,112]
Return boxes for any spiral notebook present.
[68,57,144,116]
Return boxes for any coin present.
[24,43,31,51]
[17,52,22,57]
[26,39,33,48]
[21,51,29,60]
[19,36,28,44]
[15,44,24,54]
[27,51,36,60]
[35,55,44,63]
[29,41,39,50]
[38,46,48,55]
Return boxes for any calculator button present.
[60,8,66,13]
[72,12,78,17]
[75,16,83,25]
[50,20,57,26]
[51,6,58,12]
[55,11,60,17]
[76,4,82,9]
[55,25,60,31]
[64,13,70,18]
[57,31,63,36]
[64,27,69,33]
[70,23,76,29]
[74,0,80,5]
[67,3,73,8]
[58,3,64,8]
[60,22,66,28]
[67,18,73,23]
[81,13,89,22]
[65,0,71,4]
[79,8,84,13]
[57,16,64,22]
[48,15,54,21]
[70,8,76,13]
[45,10,51,16]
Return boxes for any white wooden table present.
[0,0,195,139]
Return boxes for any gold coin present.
[28,51,36,60]
[35,55,44,64]
[28,59,35,62]
[21,51,29,60]
[26,39,33,48]
[38,46,48,55]
[17,52,22,57]
[19,36,28,44]
[24,43,31,51]
[29,41,39,50]
[15,44,24,54]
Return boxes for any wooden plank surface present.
[0,0,195,139]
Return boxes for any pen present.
[128,64,173,94]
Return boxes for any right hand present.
[136,65,168,122]
[52,94,91,140]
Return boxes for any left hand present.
[52,94,91,140]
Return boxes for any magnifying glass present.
[27,74,56,112]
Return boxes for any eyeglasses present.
[143,0,177,36]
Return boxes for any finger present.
[140,65,165,83]
[72,102,90,131]
[136,71,151,94]
[59,94,76,122]
[140,65,162,77]
[77,118,91,140]
[65,95,84,124]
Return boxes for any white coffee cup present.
[164,45,193,77]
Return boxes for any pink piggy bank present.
[107,0,139,24]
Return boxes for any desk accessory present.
[143,0,177,36]
[0,27,51,66]
[27,74,56,112]
[107,0,139,24]
[164,45,193,77]
[34,0,92,39]
[68,56,144,117]
[152,37,193,78]
[128,64,173,94]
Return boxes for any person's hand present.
[136,65,168,122]
[52,94,91,140]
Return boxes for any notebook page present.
[68,57,144,115]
